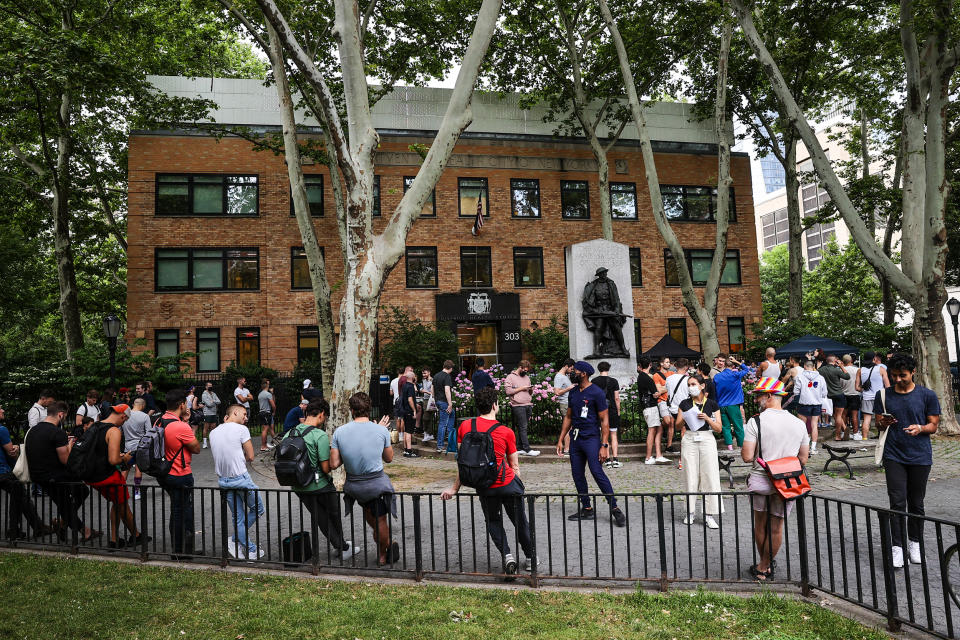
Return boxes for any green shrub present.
[521,316,569,366]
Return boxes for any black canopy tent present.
[643,334,702,359]
[775,334,859,358]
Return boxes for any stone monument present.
[565,239,637,388]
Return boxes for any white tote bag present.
[874,389,888,467]
[12,429,30,483]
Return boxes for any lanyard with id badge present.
[691,397,708,442]
[572,398,590,440]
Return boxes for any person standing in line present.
[841,355,863,440]
[157,389,202,560]
[697,362,718,400]
[506,360,540,457]
[652,359,676,455]
[675,373,723,529]
[714,356,750,451]
[200,382,221,449]
[637,357,668,464]
[257,379,276,453]
[209,404,265,560]
[779,356,802,409]
[471,357,495,396]
[552,359,576,456]
[592,362,622,468]
[667,358,693,449]
[28,390,55,428]
[135,381,158,417]
[417,368,435,444]
[329,393,399,566]
[123,398,152,500]
[554,361,626,527]
[741,378,809,582]
[75,390,101,428]
[185,386,200,427]
[874,353,940,568]
[388,368,403,415]
[285,399,359,560]
[857,351,891,441]
[432,360,456,454]
[0,405,49,539]
[709,355,725,379]
[301,379,323,403]
[441,386,536,576]
[819,354,851,440]
[233,377,254,422]
[793,359,827,455]
[757,348,781,381]
[282,399,308,436]
[98,388,116,419]
[399,371,420,458]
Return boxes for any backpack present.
[66,422,109,482]
[135,416,184,478]
[861,366,875,392]
[457,419,505,490]
[274,425,318,486]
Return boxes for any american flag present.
[470,194,484,236]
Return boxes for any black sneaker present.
[402,450,412,457]
[407,450,419,458]
[568,507,595,521]
[612,507,626,528]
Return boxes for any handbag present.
[755,415,811,501]
[389,427,399,444]
[12,428,30,483]
[875,388,888,466]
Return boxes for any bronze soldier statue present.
[582,267,629,358]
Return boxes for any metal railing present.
[1,483,958,637]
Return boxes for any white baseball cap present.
[303,379,311,389]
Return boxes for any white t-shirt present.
[668,373,691,414]
[209,421,251,478]
[186,394,196,410]
[77,402,100,422]
[28,403,47,428]
[234,386,251,408]
[860,365,885,400]
[389,377,400,399]
[743,409,808,477]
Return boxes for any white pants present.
[681,431,724,516]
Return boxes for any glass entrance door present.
[457,323,498,373]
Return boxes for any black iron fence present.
[1,482,959,637]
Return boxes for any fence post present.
[656,495,668,592]
[796,497,811,597]
[140,486,149,562]
[219,489,229,568]
[412,495,424,582]
[527,495,539,588]
[877,512,902,633]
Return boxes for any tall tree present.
[730,0,960,433]
[600,0,733,360]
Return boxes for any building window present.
[663,249,741,286]
[634,322,642,354]
[458,178,489,217]
[196,328,220,372]
[629,248,642,286]
[761,207,789,251]
[290,174,324,217]
[405,246,438,288]
[155,329,179,358]
[156,248,259,291]
[669,318,688,346]
[510,179,541,218]
[661,185,736,222]
[610,182,638,220]
[236,327,260,367]
[561,180,590,219]
[291,247,324,290]
[297,326,321,364]
[728,317,746,353]
[403,176,436,218]
[461,246,492,288]
[372,175,381,217]
[513,247,544,287]
[156,174,258,216]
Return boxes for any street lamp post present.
[103,315,121,389]
[946,299,960,367]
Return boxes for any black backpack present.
[135,416,184,478]
[66,422,109,482]
[274,425,318,486]
[457,419,505,490]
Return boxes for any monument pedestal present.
[565,239,637,389]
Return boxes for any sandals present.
[377,541,401,566]
[748,564,774,582]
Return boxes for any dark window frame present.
[154,329,179,358]
[405,246,439,289]
[236,327,261,367]
[668,318,688,346]
[297,326,322,365]
[510,178,541,219]
[155,173,260,217]
[513,246,545,288]
[289,173,324,217]
[662,248,742,287]
[661,185,737,223]
[195,328,221,372]
[728,317,746,353]
[460,246,493,288]
[291,246,325,290]
[560,180,591,220]
[629,248,643,287]
[403,176,437,218]
[371,175,381,217]
[609,182,639,220]
[154,247,260,292]
[457,177,490,218]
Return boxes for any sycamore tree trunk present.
[590,138,614,240]
[783,136,804,321]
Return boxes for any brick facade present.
[127,132,761,372]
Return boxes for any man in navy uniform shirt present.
[555,361,626,527]
[471,357,495,396]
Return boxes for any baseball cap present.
[752,378,788,396]
[574,360,595,376]
[111,403,132,416]
[303,379,311,389]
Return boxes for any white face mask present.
[688,385,701,396]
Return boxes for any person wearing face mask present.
[675,374,723,529]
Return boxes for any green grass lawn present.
[0,553,886,640]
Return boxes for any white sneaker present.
[892,545,904,568]
[909,541,922,564]
[422,434,434,443]
[851,433,863,441]
[683,515,695,526]
[202,438,208,449]
[248,545,266,560]
[809,446,818,455]
[226,536,245,559]
[134,489,141,500]
[655,456,669,463]
[527,449,540,457]
[705,516,719,530]
[644,457,656,465]
[503,552,517,575]
[341,541,361,560]
[266,441,276,449]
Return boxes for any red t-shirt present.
[457,417,516,488]
[161,412,195,476]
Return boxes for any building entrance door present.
[457,323,498,374]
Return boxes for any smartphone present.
[880,412,898,424]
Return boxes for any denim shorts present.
[797,404,822,418]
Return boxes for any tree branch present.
[215,0,270,54]
[7,143,47,178]
[360,0,378,45]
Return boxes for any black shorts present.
[259,411,274,425]
[361,495,391,518]
[203,414,218,424]
[845,395,862,412]
[398,414,416,433]
[828,395,847,409]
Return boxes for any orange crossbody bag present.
[754,415,812,500]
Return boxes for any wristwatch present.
[601,443,609,448]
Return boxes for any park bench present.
[820,441,878,479]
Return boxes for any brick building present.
[126,77,762,373]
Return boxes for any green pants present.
[720,405,744,446]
